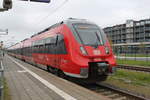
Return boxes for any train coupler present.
[97,62,109,75]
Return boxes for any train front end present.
[64,19,116,82]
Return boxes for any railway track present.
[117,65,150,73]
[81,83,150,100]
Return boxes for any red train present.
[8,18,116,83]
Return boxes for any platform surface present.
[4,55,111,100]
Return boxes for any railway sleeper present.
[101,91,113,95]
[114,96,126,100]
[111,94,125,100]
[107,94,120,98]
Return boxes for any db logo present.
[93,50,101,55]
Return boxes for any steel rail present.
[117,64,150,73]
[81,82,149,100]
[96,83,150,100]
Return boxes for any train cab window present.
[73,23,106,46]
[57,34,64,43]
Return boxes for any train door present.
[55,34,66,69]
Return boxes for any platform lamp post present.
[0,29,8,51]
[0,30,5,100]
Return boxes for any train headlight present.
[105,47,110,54]
[80,46,88,55]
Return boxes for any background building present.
[103,18,150,54]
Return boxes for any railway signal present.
[3,0,12,10]
[20,0,51,3]
[0,0,12,12]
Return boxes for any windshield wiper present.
[95,32,103,45]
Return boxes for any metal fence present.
[115,53,150,62]
[112,45,150,62]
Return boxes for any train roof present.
[64,18,95,24]
[30,18,95,38]
[8,18,95,49]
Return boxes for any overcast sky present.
[0,0,150,47]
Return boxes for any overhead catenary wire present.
[13,0,67,32]
[28,0,59,24]
[7,0,69,46]
[34,0,69,29]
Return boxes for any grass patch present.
[104,76,150,98]
[117,59,150,67]
[4,79,11,100]
[103,69,150,98]
[109,69,150,86]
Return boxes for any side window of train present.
[44,38,50,53]
[51,36,57,44]
[56,34,67,54]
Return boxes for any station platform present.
[3,55,111,100]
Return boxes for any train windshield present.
[73,23,105,46]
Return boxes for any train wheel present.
[47,66,51,72]
[22,59,25,62]
[99,75,108,81]
[57,70,65,78]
